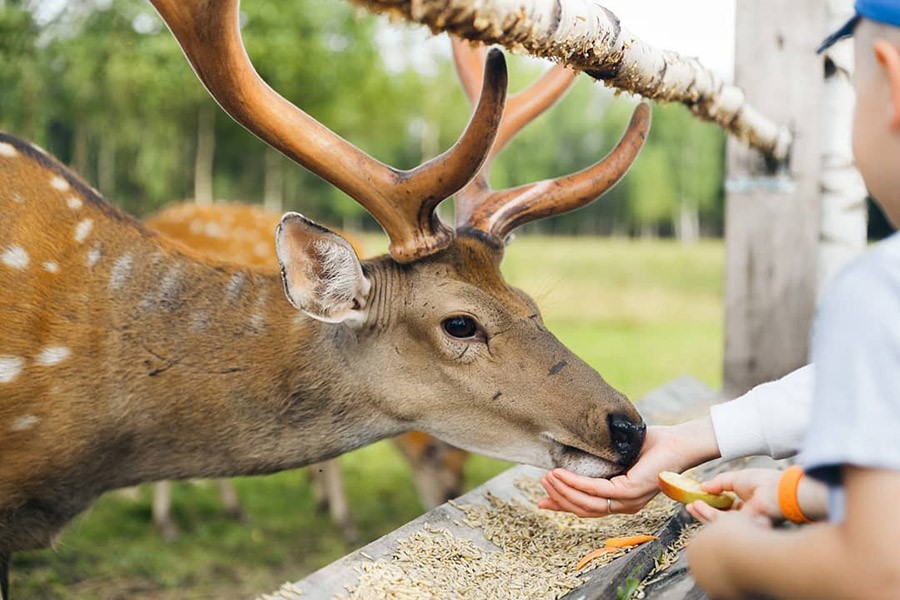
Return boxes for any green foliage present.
[0,2,724,234]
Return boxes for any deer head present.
[149,0,650,478]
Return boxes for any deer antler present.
[450,38,651,245]
[149,0,508,263]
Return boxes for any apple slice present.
[657,471,736,509]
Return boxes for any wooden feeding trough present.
[263,378,780,599]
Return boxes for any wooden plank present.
[723,0,825,397]
[267,377,723,599]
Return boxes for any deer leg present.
[1,551,10,600]
[392,434,468,509]
[152,481,179,542]
[319,459,357,542]
[216,479,245,522]
[308,463,329,514]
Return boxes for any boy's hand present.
[538,419,719,516]
[697,468,782,521]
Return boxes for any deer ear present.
[275,212,371,326]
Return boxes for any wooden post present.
[723,0,825,396]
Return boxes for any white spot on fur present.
[43,261,59,273]
[226,272,246,301]
[11,415,38,431]
[204,221,224,238]
[67,196,82,210]
[51,176,70,192]
[158,263,182,298]
[191,310,210,332]
[1,245,29,270]
[36,346,70,366]
[0,142,17,157]
[109,252,134,291]
[74,218,94,244]
[12,192,24,205]
[250,286,268,331]
[254,241,271,258]
[86,243,102,268]
[0,356,24,383]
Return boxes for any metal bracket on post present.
[725,176,797,195]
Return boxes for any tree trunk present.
[194,103,216,205]
[98,137,116,197]
[72,125,90,177]
[818,0,867,297]
[351,0,791,161]
[675,198,700,245]
[264,146,284,213]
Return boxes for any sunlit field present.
[14,236,724,599]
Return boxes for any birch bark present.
[817,0,867,297]
[351,0,792,161]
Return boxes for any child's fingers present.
[700,471,738,494]
[548,474,618,515]
[537,496,562,511]
[551,468,617,497]
[542,475,600,517]
[686,500,721,524]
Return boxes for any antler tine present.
[458,103,652,243]
[150,0,508,263]
[451,38,576,164]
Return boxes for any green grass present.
[12,236,724,599]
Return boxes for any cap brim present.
[817,15,860,53]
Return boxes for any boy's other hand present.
[687,509,772,598]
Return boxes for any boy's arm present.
[688,466,900,599]
[710,364,814,460]
[540,364,814,516]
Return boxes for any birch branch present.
[351,0,793,162]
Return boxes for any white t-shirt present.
[802,232,900,521]
[710,365,814,461]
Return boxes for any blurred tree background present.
[0,0,725,240]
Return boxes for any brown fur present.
[0,135,642,554]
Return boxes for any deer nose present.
[608,413,646,465]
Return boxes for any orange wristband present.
[778,465,811,524]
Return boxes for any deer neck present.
[79,235,400,487]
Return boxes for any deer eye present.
[442,315,480,340]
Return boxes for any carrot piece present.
[575,547,616,570]
[603,534,657,548]
[575,535,658,571]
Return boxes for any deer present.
[141,35,583,539]
[0,0,650,596]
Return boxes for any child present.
[542,2,900,596]
[687,4,900,596]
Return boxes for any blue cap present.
[818,0,900,53]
